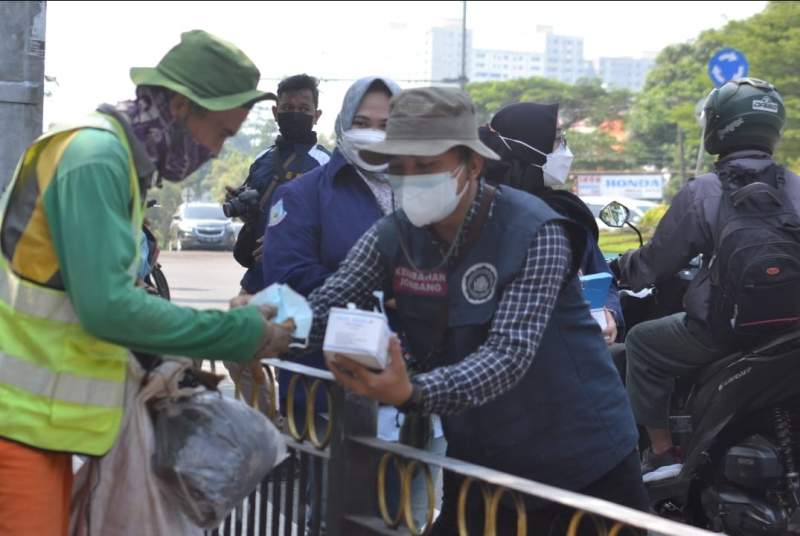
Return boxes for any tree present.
[628,1,800,182]
[317,131,336,152]
[145,181,184,247]
[207,150,253,203]
[467,77,633,129]
[569,130,631,171]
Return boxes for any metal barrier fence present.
[208,359,719,536]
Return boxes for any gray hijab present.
[334,76,401,141]
[335,76,401,215]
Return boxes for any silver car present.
[169,202,236,251]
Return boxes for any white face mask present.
[338,128,387,172]
[498,135,574,186]
[540,141,574,186]
[388,164,466,227]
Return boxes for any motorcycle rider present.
[613,78,800,481]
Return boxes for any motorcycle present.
[142,200,170,300]
[602,201,800,535]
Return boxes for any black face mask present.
[276,112,315,142]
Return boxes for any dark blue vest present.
[375,186,637,491]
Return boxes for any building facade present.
[597,57,656,91]
[426,24,474,83]
[426,24,654,91]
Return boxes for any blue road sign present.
[708,48,749,87]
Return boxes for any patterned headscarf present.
[114,85,213,182]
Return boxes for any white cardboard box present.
[591,308,608,330]
[323,307,391,370]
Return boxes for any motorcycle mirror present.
[599,202,631,228]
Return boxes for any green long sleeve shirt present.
[42,128,263,361]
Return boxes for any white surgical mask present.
[338,128,388,173]
[498,135,574,186]
[388,164,465,227]
[250,283,313,349]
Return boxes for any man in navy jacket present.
[226,74,330,417]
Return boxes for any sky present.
[44,1,767,135]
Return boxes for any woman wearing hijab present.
[479,102,623,344]
[262,76,445,531]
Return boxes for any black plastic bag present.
[152,390,286,528]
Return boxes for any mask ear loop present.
[498,134,549,158]
[487,132,545,191]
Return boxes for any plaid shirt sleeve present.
[306,227,387,346]
[414,221,573,416]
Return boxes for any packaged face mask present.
[249,283,313,347]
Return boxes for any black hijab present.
[479,102,598,241]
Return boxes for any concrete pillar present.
[0,1,46,192]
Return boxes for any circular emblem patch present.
[462,263,498,305]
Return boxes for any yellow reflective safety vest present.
[0,113,142,456]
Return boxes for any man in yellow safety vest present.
[0,30,292,535]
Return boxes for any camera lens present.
[222,200,238,218]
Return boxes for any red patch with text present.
[393,267,448,297]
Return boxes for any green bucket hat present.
[130,30,276,111]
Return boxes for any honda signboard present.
[577,174,666,200]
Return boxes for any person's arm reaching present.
[46,129,269,362]
[617,183,707,291]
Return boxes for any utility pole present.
[460,0,468,90]
[0,1,46,192]
[678,127,687,184]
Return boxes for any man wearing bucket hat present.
[287,87,647,533]
[0,30,291,535]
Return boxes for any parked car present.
[579,195,659,232]
[169,202,237,251]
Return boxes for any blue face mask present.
[250,283,313,348]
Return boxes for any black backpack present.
[708,164,800,341]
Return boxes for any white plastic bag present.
[70,357,201,536]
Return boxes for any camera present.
[223,187,260,219]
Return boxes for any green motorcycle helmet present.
[703,77,786,156]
